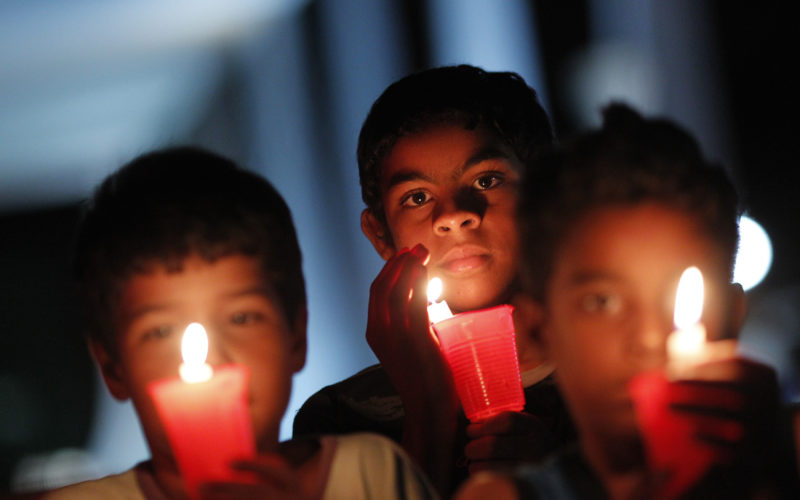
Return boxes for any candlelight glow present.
[673,267,703,329]
[427,277,443,303]
[427,277,453,324]
[667,267,706,362]
[179,323,213,383]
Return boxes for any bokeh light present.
[734,215,773,291]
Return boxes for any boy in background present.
[294,65,575,493]
[43,148,437,499]
[457,104,787,499]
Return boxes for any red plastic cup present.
[433,305,524,422]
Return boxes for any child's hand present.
[199,455,314,500]
[365,243,456,408]
[630,356,779,498]
[465,411,557,474]
[365,243,460,494]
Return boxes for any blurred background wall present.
[1,0,797,493]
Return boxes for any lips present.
[437,245,491,274]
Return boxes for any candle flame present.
[427,277,443,303]
[180,323,212,383]
[673,267,704,329]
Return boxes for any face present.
[363,124,522,312]
[540,203,735,443]
[94,254,305,459]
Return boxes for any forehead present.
[117,254,278,318]
[379,124,518,189]
[552,203,727,288]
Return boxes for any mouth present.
[437,245,491,274]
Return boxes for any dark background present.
[1,0,797,493]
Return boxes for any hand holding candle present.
[149,323,255,499]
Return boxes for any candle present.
[667,266,707,375]
[149,323,255,499]
[427,277,454,324]
[426,278,524,422]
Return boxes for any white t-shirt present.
[42,433,437,500]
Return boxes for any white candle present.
[666,267,707,376]
[427,277,453,324]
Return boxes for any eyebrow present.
[383,146,512,192]
[567,270,622,286]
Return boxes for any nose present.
[433,190,483,235]
[434,209,480,235]
[626,309,670,369]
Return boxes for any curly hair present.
[357,64,554,226]
[74,147,306,356]
[519,104,741,300]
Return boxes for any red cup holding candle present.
[433,305,524,422]
[148,323,256,499]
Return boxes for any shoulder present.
[323,433,439,500]
[40,467,142,500]
[293,364,405,439]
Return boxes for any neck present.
[581,433,654,500]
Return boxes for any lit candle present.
[149,323,255,499]
[667,266,707,364]
[427,277,454,324]
[426,278,523,422]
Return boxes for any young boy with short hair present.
[456,104,786,499]
[43,147,437,499]
[293,65,575,493]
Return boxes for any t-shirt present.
[41,433,438,500]
[293,362,576,487]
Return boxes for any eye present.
[401,191,432,207]
[231,312,264,325]
[142,325,173,341]
[472,173,504,191]
[579,293,623,315]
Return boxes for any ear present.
[289,305,308,373]
[361,209,396,261]
[89,339,130,401]
[727,282,748,338]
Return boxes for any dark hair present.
[74,147,306,356]
[357,64,554,225]
[519,104,740,300]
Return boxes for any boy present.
[43,148,437,499]
[293,65,575,493]
[456,104,786,499]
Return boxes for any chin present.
[447,286,509,313]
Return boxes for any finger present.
[667,380,744,412]
[466,412,544,438]
[465,433,555,463]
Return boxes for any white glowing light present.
[179,323,213,383]
[427,278,453,324]
[427,277,443,303]
[733,215,772,291]
[668,267,707,361]
[673,267,704,329]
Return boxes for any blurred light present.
[734,215,772,291]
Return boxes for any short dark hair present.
[357,64,554,225]
[519,104,740,301]
[74,147,306,356]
